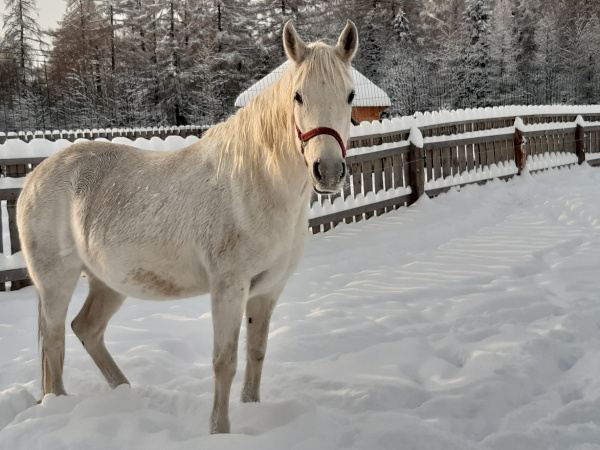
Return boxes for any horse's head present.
[284,20,358,194]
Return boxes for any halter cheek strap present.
[295,124,347,159]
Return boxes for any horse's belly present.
[82,245,210,300]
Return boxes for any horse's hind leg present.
[35,257,83,396]
[71,275,129,389]
[241,293,278,403]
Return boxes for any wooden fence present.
[308,113,600,232]
[1,111,600,290]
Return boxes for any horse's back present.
[19,141,146,235]
[17,141,200,296]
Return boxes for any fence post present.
[575,115,585,165]
[514,117,526,175]
[408,126,424,205]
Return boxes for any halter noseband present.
[295,124,347,159]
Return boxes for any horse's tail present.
[37,289,52,395]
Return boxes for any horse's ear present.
[335,20,358,64]
[283,20,308,65]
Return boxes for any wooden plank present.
[402,153,410,189]
[415,113,574,137]
[583,124,600,132]
[7,199,20,254]
[0,267,30,283]
[308,193,412,228]
[383,157,392,190]
[539,135,545,155]
[392,154,403,189]
[451,146,460,176]
[548,133,555,155]
[478,142,486,168]
[373,158,385,216]
[588,158,600,167]
[425,149,433,184]
[343,172,352,224]
[495,140,504,164]
[0,188,23,201]
[531,135,537,156]
[576,123,585,164]
[458,145,467,175]
[423,131,514,150]
[426,173,516,197]
[345,142,410,165]
[329,192,342,227]
[351,162,362,223]
[309,191,319,207]
[362,160,374,219]
[486,141,494,167]
[10,279,33,290]
[556,133,564,153]
[514,128,525,174]
[482,141,489,167]
[505,139,514,162]
[466,144,475,171]
[442,147,451,178]
[544,133,551,155]
[383,157,393,213]
[523,125,576,139]
[432,148,441,182]
[408,143,425,205]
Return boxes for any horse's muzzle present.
[312,159,346,194]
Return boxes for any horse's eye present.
[294,92,303,104]
[348,91,355,104]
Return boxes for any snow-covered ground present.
[1,164,600,449]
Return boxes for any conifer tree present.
[2,0,45,84]
[454,0,493,108]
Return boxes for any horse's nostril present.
[340,163,346,180]
[313,161,322,182]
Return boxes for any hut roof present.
[235,61,391,108]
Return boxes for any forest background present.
[1,0,599,132]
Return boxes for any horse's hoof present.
[241,393,260,403]
[210,417,231,434]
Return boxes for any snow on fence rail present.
[0,125,211,146]
[1,109,600,290]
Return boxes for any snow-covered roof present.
[235,61,391,108]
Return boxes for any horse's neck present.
[236,89,310,208]
[246,139,310,210]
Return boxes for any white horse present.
[17,21,358,434]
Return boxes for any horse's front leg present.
[241,292,278,403]
[210,277,249,434]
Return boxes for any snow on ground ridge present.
[2,163,600,449]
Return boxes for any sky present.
[35,0,65,32]
[0,0,63,48]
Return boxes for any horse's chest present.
[246,214,306,295]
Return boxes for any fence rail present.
[1,110,600,290]
[0,124,210,145]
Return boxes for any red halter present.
[295,124,347,159]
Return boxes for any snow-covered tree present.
[454,0,493,108]
[1,0,46,84]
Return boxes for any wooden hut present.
[235,61,390,124]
